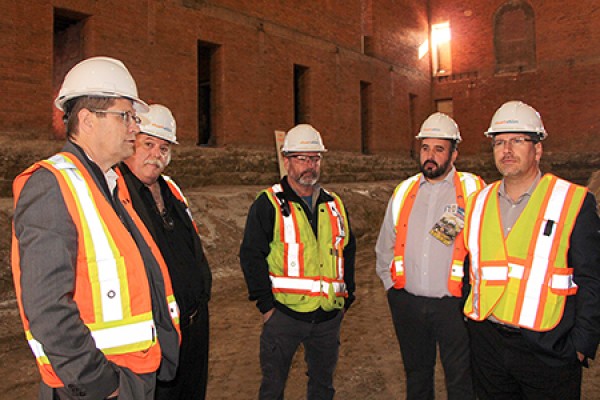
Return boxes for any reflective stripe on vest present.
[270,276,347,296]
[27,318,155,361]
[464,174,585,331]
[265,184,349,303]
[12,153,163,387]
[325,195,347,280]
[390,172,484,296]
[163,176,198,232]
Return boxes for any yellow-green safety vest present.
[264,184,350,312]
[464,174,586,331]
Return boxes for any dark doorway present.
[53,8,88,137]
[409,93,418,159]
[294,64,310,125]
[360,81,372,154]
[197,42,217,146]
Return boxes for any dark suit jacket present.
[521,193,600,366]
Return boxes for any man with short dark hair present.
[376,112,482,400]
[12,57,180,400]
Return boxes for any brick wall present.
[1,0,598,162]
[0,0,431,157]
[430,0,600,156]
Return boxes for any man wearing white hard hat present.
[118,104,212,400]
[375,112,483,399]
[463,101,600,399]
[240,124,356,399]
[12,57,180,399]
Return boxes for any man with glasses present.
[117,104,212,400]
[375,112,483,400]
[463,100,600,399]
[240,124,356,399]
[12,57,180,400]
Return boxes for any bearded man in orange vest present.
[463,101,600,399]
[12,57,180,400]
[376,112,483,400]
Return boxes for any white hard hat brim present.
[140,131,179,145]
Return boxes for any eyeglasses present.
[90,109,141,125]
[287,155,323,164]
[491,136,536,149]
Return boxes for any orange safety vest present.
[12,153,179,388]
[390,171,484,296]
[163,176,199,233]
[264,184,350,312]
[463,174,586,331]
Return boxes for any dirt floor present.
[1,182,599,399]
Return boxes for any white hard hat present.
[416,112,462,143]
[139,104,178,144]
[281,124,327,153]
[485,100,547,140]
[55,56,148,113]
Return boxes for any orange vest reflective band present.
[464,174,586,331]
[163,176,199,233]
[390,172,484,296]
[12,153,165,387]
[264,184,349,312]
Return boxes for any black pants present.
[467,319,582,400]
[156,303,209,400]
[259,310,343,400]
[387,289,474,400]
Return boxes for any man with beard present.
[240,124,356,400]
[117,104,212,399]
[375,112,484,400]
[463,101,600,399]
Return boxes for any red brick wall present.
[0,0,431,156]
[430,0,600,155]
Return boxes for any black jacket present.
[118,163,212,313]
[521,193,600,366]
